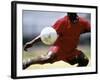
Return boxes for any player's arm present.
[24,35,41,51]
[52,19,64,36]
[81,19,91,33]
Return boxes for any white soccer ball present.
[40,27,58,45]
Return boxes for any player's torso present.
[54,16,82,52]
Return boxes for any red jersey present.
[50,16,90,61]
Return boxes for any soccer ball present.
[40,27,58,45]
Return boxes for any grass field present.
[22,45,91,70]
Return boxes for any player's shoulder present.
[78,16,89,24]
[78,16,90,29]
[56,16,67,23]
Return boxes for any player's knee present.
[77,51,89,66]
[37,55,52,64]
[78,56,89,66]
[40,54,51,61]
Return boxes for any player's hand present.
[24,42,32,51]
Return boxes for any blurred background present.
[22,10,91,69]
[22,10,91,45]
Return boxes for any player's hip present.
[49,46,81,61]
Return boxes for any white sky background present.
[22,11,90,37]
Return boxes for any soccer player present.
[23,12,90,69]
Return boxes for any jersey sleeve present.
[81,18,91,33]
[52,19,64,36]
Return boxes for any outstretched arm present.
[24,35,41,51]
[81,18,91,33]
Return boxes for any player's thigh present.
[67,57,77,65]
[65,50,89,66]
[66,49,81,65]
[39,52,57,64]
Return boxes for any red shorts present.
[49,46,81,62]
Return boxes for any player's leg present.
[76,51,89,66]
[23,51,56,69]
[67,50,89,66]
